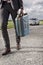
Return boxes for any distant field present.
[0,20,43,30]
[7,20,14,29]
[8,20,43,28]
[0,20,14,29]
[39,20,43,24]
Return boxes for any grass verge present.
[39,20,43,25]
[7,20,14,29]
[0,20,43,30]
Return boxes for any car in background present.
[29,18,39,25]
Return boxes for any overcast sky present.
[0,0,43,20]
[23,0,43,20]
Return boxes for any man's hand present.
[20,8,23,16]
[17,8,23,18]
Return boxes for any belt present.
[3,1,11,3]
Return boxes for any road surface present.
[0,25,43,65]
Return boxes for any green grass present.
[7,20,14,29]
[39,20,43,25]
[0,20,14,30]
[0,20,43,30]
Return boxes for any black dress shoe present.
[2,48,11,56]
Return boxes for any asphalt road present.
[0,25,43,65]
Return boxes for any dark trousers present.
[1,2,19,49]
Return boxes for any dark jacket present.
[1,0,23,10]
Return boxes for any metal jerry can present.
[15,13,29,37]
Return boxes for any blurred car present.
[29,18,39,25]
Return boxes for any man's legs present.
[1,8,11,55]
[11,10,21,50]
